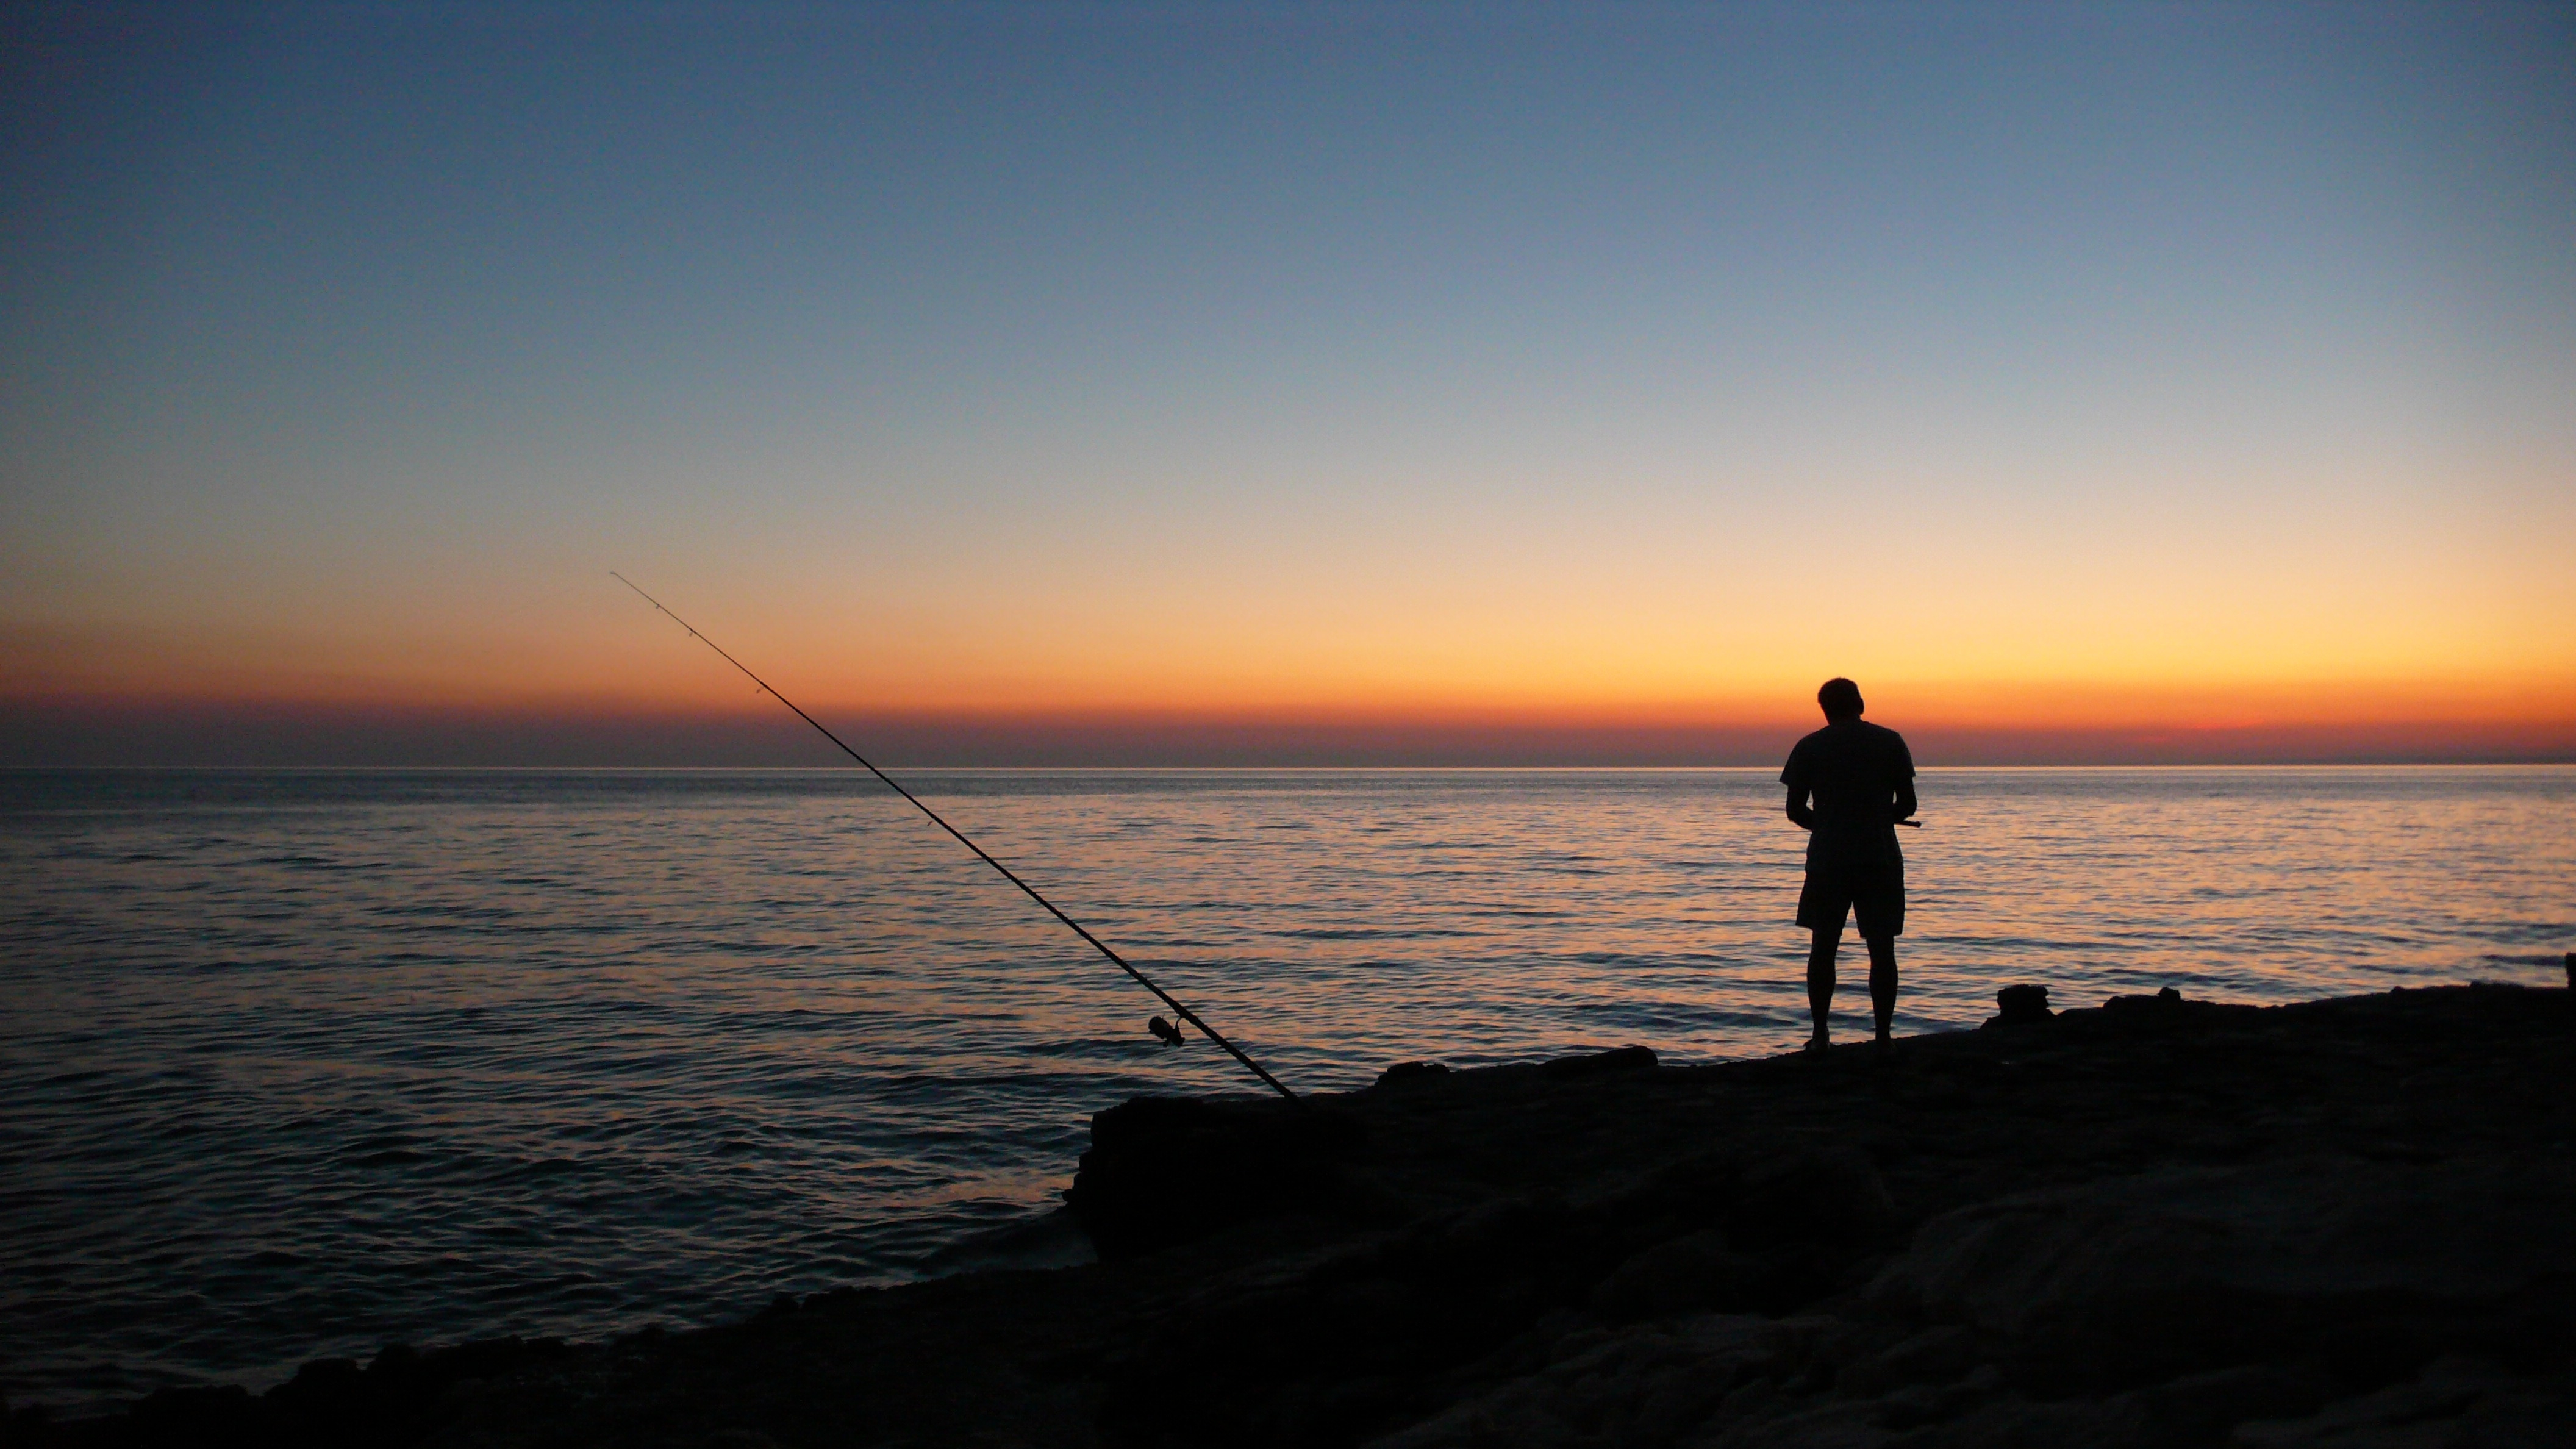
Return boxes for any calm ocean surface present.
[4,766,2571,1409]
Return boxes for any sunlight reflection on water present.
[1,766,2569,1406]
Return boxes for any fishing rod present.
[611,573,1298,1102]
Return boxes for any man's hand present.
[1786,787,1816,831]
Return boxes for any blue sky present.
[4,2,2571,762]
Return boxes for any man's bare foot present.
[1803,1032,1830,1056]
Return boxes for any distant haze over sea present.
[4,699,2569,768]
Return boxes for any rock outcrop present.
[21,984,2572,1448]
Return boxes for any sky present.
[3,1,2571,765]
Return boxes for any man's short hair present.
[1818,678,1864,720]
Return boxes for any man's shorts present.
[1797,857,1905,939]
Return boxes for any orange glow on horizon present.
[8,616,2574,740]
[10,533,2572,764]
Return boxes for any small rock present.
[1836,1324,1984,1397]
[1867,1157,2576,1395]
[129,1383,257,1431]
[1895,1391,2146,1445]
[2233,1356,2518,1446]
[1589,1229,1759,1320]
[2128,1363,2330,1444]
[1540,1045,1658,1079]
[1376,1060,1451,1087]
[1992,984,2053,1025]
[1065,1095,1372,1258]
[2104,986,2189,1014]
[1730,1147,1900,1250]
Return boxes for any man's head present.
[1817,678,1864,722]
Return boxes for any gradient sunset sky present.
[4,2,2571,765]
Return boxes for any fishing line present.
[612,572,1298,1102]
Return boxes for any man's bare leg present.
[1864,934,1898,1043]
[1806,926,1839,1050]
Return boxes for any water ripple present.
[1,765,2569,1412]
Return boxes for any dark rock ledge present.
[12,984,2572,1448]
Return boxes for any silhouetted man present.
[1781,678,1916,1051]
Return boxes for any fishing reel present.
[1148,1015,1186,1046]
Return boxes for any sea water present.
[3,766,2570,1409]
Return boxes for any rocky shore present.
[13,982,2572,1448]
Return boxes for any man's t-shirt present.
[1781,718,1914,871]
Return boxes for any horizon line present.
[7,696,2571,769]
[9,760,2575,773]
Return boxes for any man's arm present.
[1782,743,1814,829]
[1893,778,1917,824]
